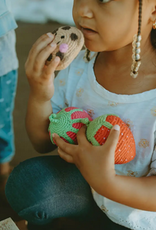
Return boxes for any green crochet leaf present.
[48,108,91,144]
[86,114,118,146]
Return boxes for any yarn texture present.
[46,26,84,70]
[86,114,136,164]
[48,107,136,164]
[48,107,93,144]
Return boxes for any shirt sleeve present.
[50,67,69,114]
[147,131,156,176]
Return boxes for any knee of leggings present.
[5,165,55,226]
[6,184,95,226]
[5,157,54,215]
[16,194,96,225]
[5,156,96,224]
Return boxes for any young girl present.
[5,0,156,229]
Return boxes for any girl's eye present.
[99,0,110,3]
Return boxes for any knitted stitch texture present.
[46,26,84,70]
[48,108,136,164]
[86,114,136,164]
[48,107,93,144]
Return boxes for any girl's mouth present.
[81,27,97,36]
[84,28,95,32]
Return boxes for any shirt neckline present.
[87,55,156,103]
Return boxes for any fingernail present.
[54,56,60,62]
[52,133,59,138]
[50,42,56,48]
[113,125,120,131]
[47,32,54,38]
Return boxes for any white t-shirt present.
[51,50,156,230]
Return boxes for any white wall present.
[11,0,74,25]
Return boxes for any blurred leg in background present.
[0,70,18,201]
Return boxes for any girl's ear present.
[150,5,156,22]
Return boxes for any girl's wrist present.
[29,92,52,105]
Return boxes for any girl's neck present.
[97,36,156,77]
[94,36,156,95]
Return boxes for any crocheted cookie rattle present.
[48,107,93,144]
[46,26,84,70]
[86,114,136,164]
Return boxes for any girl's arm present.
[96,171,156,212]
[25,33,60,153]
[53,125,156,211]
[26,95,54,153]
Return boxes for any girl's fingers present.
[104,125,120,153]
[33,32,54,49]
[76,125,90,147]
[30,33,54,55]
[27,33,54,67]
[33,42,58,75]
[53,134,76,156]
[58,147,74,163]
[43,56,60,78]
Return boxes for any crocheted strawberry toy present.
[86,114,136,164]
[48,107,93,144]
[48,108,136,164]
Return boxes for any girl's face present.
[72,0,153,52]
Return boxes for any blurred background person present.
[11,0,74,25]
[0,0,18,200]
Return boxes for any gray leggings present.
[5,156,128,230]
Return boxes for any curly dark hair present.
[151,29,156,49]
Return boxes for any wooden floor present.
[0,21,97,230]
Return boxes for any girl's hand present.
[25,33,60,103]
[53,125,120,192]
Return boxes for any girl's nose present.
[78,1,93,18]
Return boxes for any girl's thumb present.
[105,125,120,152]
